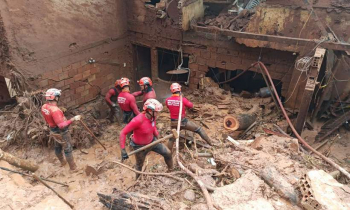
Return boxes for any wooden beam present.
[294,48,326,134]
[191,25,350,51]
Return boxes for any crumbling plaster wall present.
[241,1,350,48]
[0,0,132,108]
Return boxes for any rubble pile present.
[1,86,349,210]
[199,9,254,31]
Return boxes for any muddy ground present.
[0,84,349,209]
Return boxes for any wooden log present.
[98,188,170,210]
[0,149,39,172]
[223,105,258,131]
[261,166,299,205]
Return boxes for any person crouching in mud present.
[119,99,173,178]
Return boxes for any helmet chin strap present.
[146,110,155,121]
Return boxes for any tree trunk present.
[0,149,39,172]
[224,105,259,131]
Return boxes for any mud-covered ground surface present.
[1,85,350,209]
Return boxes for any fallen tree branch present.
[175,94,214,210]
[0,149,39,172]
[112,161,184,182]
[32,173,74,209]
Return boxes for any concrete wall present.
[0,0,132,107]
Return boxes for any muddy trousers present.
[51,128,77,170]
[167,118,212,151]
[107,103,121,124]
[123,111,135,124]
[131,139,173,179]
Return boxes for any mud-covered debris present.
[184,189,196,201]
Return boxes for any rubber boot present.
[66,155,77,171]
[167,139,175,152]
[165,157,174,172]
[56,153,67,167]
[196,128,213,146]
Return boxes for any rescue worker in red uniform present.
[119,99,173,178]
[166,83,213,151]
[105,79,122,123]
[117,77,140,124]
[132,77,156,104]
[41,88,81,170]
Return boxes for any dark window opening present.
[158,48,189,83]
[133,45,152,82]
[145,0,161,6]
[206,68,283,98]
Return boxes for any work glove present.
[112,103,117,107]
[72,115,82,121]
[121,149,129,161]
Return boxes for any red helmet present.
[45,88,61,101]
[119,77,130,88]
[143,99,163,112]
[115,79,121,88]
[138,77,152,86]
[170,83,181,93]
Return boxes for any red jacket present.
[118,91,140,115]
[41,104,72,129]
[119,113,159,149]
[166,94,193,120]
[105,87,120,106]
[132,88,156,103]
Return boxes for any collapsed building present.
[1,0,350,136]
[0,0,350,209]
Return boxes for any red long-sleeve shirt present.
[118,91,140,115]
[166,94,193,120]
[132,89,156,103]
[105,88,120,106]
[41,104,72,129]
[119,113,159,149]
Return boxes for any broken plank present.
[191,25,350,52]
[295,48,326,135]
[316,110,350,141]
[263,128,287,138]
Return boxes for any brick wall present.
[183,45,296,97]
[35,45,132,108]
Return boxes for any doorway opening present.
[133,45,152,83]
